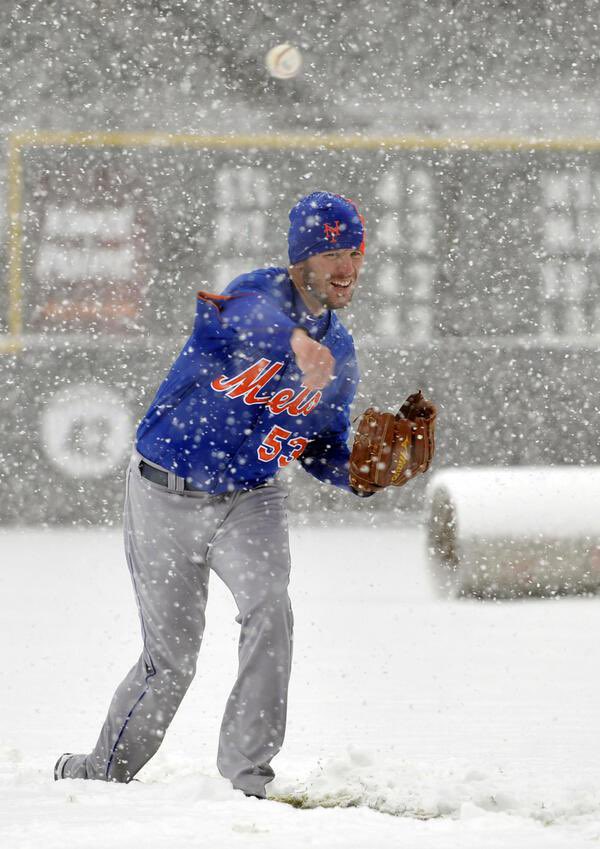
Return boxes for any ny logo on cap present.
[323,221,342,243]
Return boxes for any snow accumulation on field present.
[1,524,599,849]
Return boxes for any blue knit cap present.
[288,191,365,265]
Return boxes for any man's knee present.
[143,648,199,698]
[236,592,293,638]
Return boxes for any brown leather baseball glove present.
[349,390,437,494]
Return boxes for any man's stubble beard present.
[302,268,354,312]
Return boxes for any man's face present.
[293,248,364,314]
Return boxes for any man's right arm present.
[193,291,334,391]
[290,328,334,391]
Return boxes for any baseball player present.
[54,191,371,799]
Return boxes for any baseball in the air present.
[265,43,302,79]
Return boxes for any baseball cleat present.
[53,753,73,780]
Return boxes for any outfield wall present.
[1,133,599,523]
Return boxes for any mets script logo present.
[210,357,322,417]
[324,221,342,243]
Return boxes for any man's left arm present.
[299,425,351,491]
[299,404,374,497]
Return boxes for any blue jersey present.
[136,267,360,495]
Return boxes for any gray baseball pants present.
[61,453,293,798]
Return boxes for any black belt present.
[139,460,204,492]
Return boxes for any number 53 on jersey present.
[257,425,311,468]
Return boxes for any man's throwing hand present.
[291,329,335,391]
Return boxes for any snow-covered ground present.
[1,523,599,848]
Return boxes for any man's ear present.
[288,263,303,288]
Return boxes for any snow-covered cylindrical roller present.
[426,467,600,598]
